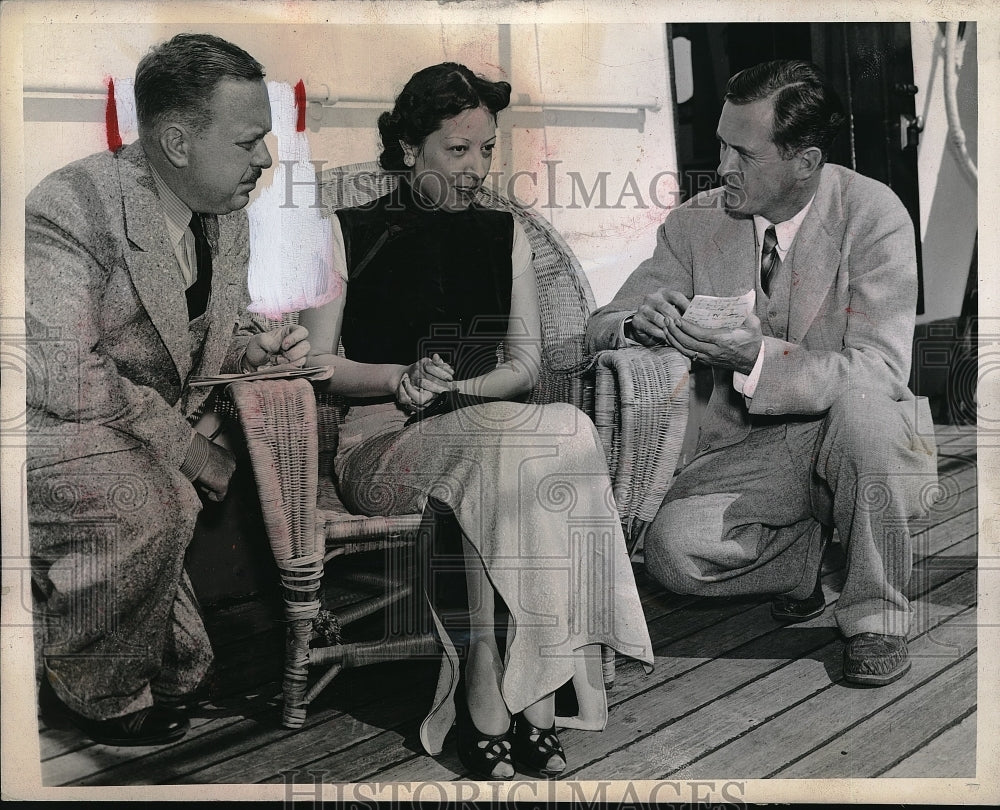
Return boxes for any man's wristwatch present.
[623,314,638,342]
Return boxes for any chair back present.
[315,162,596,411]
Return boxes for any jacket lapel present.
[709,213,756,296]
[786,166,843,344]
[117,143,192,381]
[193,215,243,381]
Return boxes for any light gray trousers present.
[645,387,938,637]
[29,447,213,720]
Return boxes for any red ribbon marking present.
[294,79,307,133]
[105,78,123,153]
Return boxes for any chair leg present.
[602,645,616,689]
[282,616,314,728]
[301,635,440,706]
[276,560,324,729]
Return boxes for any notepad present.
[188,364,334,387]
[682,290,756,329]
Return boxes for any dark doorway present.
[669,22,924,312]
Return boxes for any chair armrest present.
[228,379,323,567]
[592,346,690,552]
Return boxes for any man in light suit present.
[586,60,937,686]
[26,33,309,745]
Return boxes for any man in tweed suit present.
[586,60,937,686]
[26,34,309,745]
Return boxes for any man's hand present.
[245,324,311,370]
[630,290,691,346]
[195,442,237,502]
[665,311,764,374]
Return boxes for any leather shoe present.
[843,632,911,687]
[771,574,825,623]
[69,705,190,747]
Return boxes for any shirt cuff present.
[620,315,640,347]
[733,341,765,399]
[180,432,212,481]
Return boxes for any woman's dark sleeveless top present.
[336,180,515,381]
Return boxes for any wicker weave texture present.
[229,379,321,562]
[593,346,691,547]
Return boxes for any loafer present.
[771,575,825,623]
[843,632,911,687]
[70,705,190,747]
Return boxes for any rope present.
[943,22,977,185]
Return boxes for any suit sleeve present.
[225,212,268,373]
[585,202,697,353]
[749,183,918,414]
[25,184,198,471]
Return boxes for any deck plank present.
[185,660,439,784]
[60,660,439,786]
[668,613,977,779]
[773,652,976,778]
[350,544,974,783]
[879,707,977,777]
[567,573,975,781]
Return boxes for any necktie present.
[186,214,213,320]
[760,225,780,297]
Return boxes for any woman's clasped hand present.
[396,353,455,413]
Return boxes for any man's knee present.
[824,386,904,458]
[644,527,702,594]
[644,494,733,594]
[101,451,201,538]
[29,450,201,553]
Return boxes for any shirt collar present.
[753,194,816,254]
[149,164,193,248]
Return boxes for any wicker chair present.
[227,162,604,729]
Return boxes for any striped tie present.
[760,225,780,297]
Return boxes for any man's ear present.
[796,146,823,179]
[159,123,191,168]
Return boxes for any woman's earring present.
[403,153,415,167]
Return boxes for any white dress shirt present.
[150,166,197,288]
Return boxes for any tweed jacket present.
[586,163,919,453]
[25,140,254,471]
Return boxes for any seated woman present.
[300,62,652,780]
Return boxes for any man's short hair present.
[725,59,845,162]
[135,33,265,134]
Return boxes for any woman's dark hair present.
[725,59,845,162]
[378,63,512,172]
[135,33,265,134]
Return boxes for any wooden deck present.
[35,424,979,788]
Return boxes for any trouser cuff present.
[834,604,912,638]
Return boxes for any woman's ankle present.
[521,695,555,729]
[465,641,510,735]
